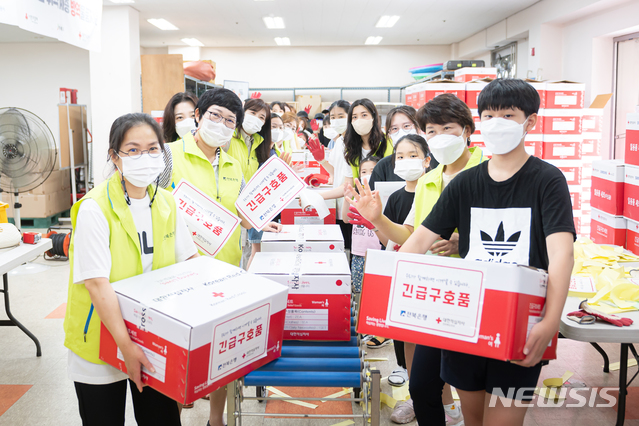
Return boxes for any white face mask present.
[199,118,234,147]
[394,158,425,181]
[271,128,283,144]
[390,128,417,145]
[175,119,195,138]
[481,117,527,155]
[119,153,165,188]
[331,118,348,134]
[324,127,339,140]
[243,113,264,135]
[283,128,294,140]
[427,132,466,165]
[360,175,371,185]
[352,118,374,136]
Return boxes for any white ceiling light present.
[263,16,285,29]
[181,38,204,47]
[274,37,291,46]
[365,36,383,45]
[376,15,400,28]
[147,18,178,31]
[109,0,135,3]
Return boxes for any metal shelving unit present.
[185,76,222,98]
[248,86,404,102]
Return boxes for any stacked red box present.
[569,185,582,211]
[623,165,639,221]
[540,109,583,135]
[544,160,582,186]
[544,81,585,109]
[464,78,492,109]
[542,135,582,160]
[525,135,543,158]
[591,160,624,216]
[469,134,490,158]
[420,80,466,105]
[626,219,639,255]
[590,208,626,246]
[454,67,497,83]
[625,113,639,166]
[524,79,547,108]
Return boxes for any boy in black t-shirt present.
[400,79,575,425]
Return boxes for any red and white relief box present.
[591,160,624,216]
[420,80,466,104]
[291,151,327,180]
[261,224,344,253]
[454,67,497,83]
[624,165,639,221]
[280,197,337,225]
[626,113,639,167]
[569,185,582,210]
[524,79,547,108]
[99,257,288,404]
[542,135,582,160]
[544,81,585,109]
[544,160,582,185]
[525,135,544,158]
[464,78,492,109]
[590,208,626,246]
[357,250,557,361]
[249,252,351,341]
[626,219,639,255]
[540,109,583,135]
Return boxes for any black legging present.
[409,345,446,426]
[394,340,406,369]
[74,379,182,426]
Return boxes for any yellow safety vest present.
[63,173,177,364]
[414,147,487,228]
[350,140,394,180]
[227,130,264,181]
[274,139,293,156]
[169,133,243,266]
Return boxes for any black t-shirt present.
[384,187,415,225]
[368,156,402,191]
[422,156,575,270]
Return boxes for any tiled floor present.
[0,250,637,425]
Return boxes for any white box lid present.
[262,225,343,243]
[249,252,350,276]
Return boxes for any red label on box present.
[570,189,582,210]
[591,177,624,216]
[286,294,351,340]
[582,137,601,157]
[626,114,639,166]
[543,115,582,135]
[529,114,544,134]
[281,207,336,225]
[582,114,602,133]
[626,220,639,254]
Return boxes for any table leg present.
[590,342,610,373]
[0,273,41,357]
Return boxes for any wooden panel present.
[141,54,185,114]
[58,105,86,169]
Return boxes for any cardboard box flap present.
[588,94,612,109]
[261,224,343,243]
[423,79,464,85]
[249,252,350,276]
[110,257,288,327]
[468,77,494,84]
[547,80,583,85]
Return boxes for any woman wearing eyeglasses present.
[64,113,199,426]
[163,88,280,426]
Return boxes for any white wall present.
[197,45,451,95]
[0,42,91,157]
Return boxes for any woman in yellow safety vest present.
[64,113,198,426]
[163,88,281,426]
[281,112,303,150]
[345,94,486,426]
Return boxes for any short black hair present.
[195,88,244,128]
[417,94,475,144]
[359,155,381,174]
[392,134,430,169]
[329,100,351,114]
[297,111,309,118]
[108,113,164,158]
[478,78,540,117]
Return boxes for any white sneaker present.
[390,399,415,424]
[388,367,409,387]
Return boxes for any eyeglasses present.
[389,123,416,134]
[206,110,237,129]
[118,147,163,159]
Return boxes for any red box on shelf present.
[464,78,492,109]
[591,160,624,216]
[544,81,585,109]
[590,208,626,246]
[541,109,583,135]
[625,113,639,166]
[542,135,582,160]
[624,165,639,221]
[454,68,497,83]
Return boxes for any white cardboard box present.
[99,257,288,404]
[249,252,352,341]
[261,224,345,252]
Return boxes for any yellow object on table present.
[0,202,8,223]
[571,238,639,313]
